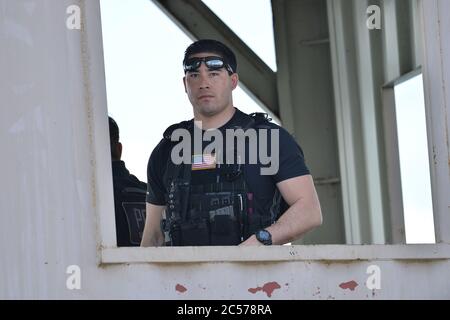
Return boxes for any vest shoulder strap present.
[241,112,272,130]
[163,119,193,140]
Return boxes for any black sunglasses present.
[183,56,233,74]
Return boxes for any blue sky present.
[394,74,435,243]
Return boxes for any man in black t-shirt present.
[141,39,322,247]
[109,116,147,246]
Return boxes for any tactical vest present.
[162,112,282,246]
[113,170,147,246]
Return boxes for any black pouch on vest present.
[209,204,241,245]
[180,219,210,246]
[210,215,241,245]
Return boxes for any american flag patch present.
[192,153,216,171]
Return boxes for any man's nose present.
[198,65,211,89]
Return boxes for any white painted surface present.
[1,0,450,299]
[419,0,450,243]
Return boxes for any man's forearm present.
[240,197,322,246]
[268,197,322,245]
[141,203,166,247]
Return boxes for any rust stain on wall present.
[248,281,281,297]
[339,280,358,291]
[175,284,187,293]
[248,287,260,294]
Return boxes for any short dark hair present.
[108,116,120,160]
[183,39,237,74]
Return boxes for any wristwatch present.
[255,229,272,245]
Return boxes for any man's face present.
[183,52,238,117]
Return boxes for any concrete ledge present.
[101,243,450,264]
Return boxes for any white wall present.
[1,0,450,299]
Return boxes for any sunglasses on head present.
[183,56,233,74]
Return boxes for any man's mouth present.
[198,95,214,100]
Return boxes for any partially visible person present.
[109,116,147,246]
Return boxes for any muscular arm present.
[140,203,166,247]
[240,175,322,246]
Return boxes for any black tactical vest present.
[114,187,147,246]
[161,112,281,246]
[112,161,147,246]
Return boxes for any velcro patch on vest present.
[192,153,216,171]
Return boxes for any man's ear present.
[230,73,239,90]
[183,76,187,93]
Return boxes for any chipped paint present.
[339,280,358,291]
[312,286,321,296]
[175,284,187,293]
[248,287,260,294]
[248,281,281,297]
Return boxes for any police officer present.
[109,116,147,246]
[141,39,322,247]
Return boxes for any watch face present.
[257,230,272,245]
[258,230,270,241]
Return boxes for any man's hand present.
[239,234,263,246]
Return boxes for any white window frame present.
[85,0,450,265]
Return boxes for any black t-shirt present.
[146,108,310,219]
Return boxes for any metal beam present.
[327,0,370,244]
[151,0,279,116]
[381,0,415,83]
[353,0,387,244]
[271,0,295,132]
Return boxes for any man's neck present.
[194,106,236,130]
